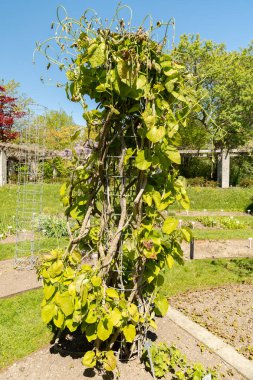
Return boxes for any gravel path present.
[0,315,246,380]
[0,259,41,298]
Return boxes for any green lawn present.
[193,229,253,240]
[0,236,68,261]
[162,258,253,297]
[0,289,52,369]
[171,187,253,212]
[0,184,63,235]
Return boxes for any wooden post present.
[190,237,195,260]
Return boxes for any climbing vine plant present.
[36,5,195,375]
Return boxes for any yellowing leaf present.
[150,319,157,330]
[154,297,169,317]
[152,191,161,209]
[146,126,165,143]
[69,251,82,265]
[123,324,136,343]
[48,260,63,278]
[86,323,97,342]
[106,288,119,299]
[91,276,102,287]
[41,303,57,324]
[166,255,174,269]
[70,207,79,220]
[85,305,98,324]
[165,80,174,93]
[143,193,153,206]
[44,284,55,300]
[162,217,179,235]
[81,285,88,306]
[135,150,152,171]
[53,309,65,328]
[136,75,147,89]
[127,303,138,317]
[142,114,156,129]
[97,318,113,341]
[65,318,78,332]
[165,147,181,164]
[181,227,192,242]
[96,83,110,92]
[104,350,117,372]
[88,42,106,68]
[124,148,136,165]
[110,308,122,327]
[60,183,67,197]
[164,68,178,77]
[180,196,190,210]
[117,59,136,85]
[82,350,96,368]
[171,91,187,103]
[56,292,74,317]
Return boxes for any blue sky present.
[1,0,253,125]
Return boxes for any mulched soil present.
[170,284,253,361]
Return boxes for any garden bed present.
[170,284,253,361]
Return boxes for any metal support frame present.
[15,107,46,270]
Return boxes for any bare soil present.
[170,284,253,361]
[182,239,253,260]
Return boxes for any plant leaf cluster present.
[142,342,218,379]
[36,5,196,375]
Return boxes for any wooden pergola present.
[0,143,251,188]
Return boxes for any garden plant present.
[36,5,198,376]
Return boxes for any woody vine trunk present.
[36,5,195,374]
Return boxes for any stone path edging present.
[168,307,253,380]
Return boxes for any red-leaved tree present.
[0,86,24,142]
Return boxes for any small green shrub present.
[196,216,249,230]
[37,214,68,238]
[142,342,218,379]
[239,179,253,188]
[186,178,217,187]
[186,177,205,187]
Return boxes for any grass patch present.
[0,289,52,369]
[0,237,68,261]
[177,215,253,240]
[162,258,253,297]
[193,229,253,240]
[171,187,253,212]
[0,184,63,235]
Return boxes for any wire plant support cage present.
[15,105,46,270]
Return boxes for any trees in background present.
[173,34,253,151]
[0,85,25,142]
[32,110,80,150]
[173,35,253,184]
